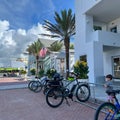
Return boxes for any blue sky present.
[0,0,74,67]
[0,0,74,30]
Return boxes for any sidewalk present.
[0,88,95,120]
[0,77,28,90]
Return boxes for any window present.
[113,56,120,79]
[80,55,87,62]
[93,26,102,31]
[110,26,117,33]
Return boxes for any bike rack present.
[87,82,120,103]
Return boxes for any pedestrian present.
[104,74,114,104]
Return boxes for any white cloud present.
[0,20,9,31]
[17,29,26,36]
[0,20,54,67]
[27,23,54,39]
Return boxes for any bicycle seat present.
[106,89,120,95]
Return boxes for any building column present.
[94,42,104,84]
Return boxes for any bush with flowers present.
[73,60,89,79]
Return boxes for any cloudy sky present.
[0,0,74,67]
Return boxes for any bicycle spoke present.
[76,84,90,102]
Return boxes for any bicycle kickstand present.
[65,97,70,106]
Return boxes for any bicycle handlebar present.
[69,72,80,78]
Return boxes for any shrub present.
[38,69,45,77]
[30,68,36,75]
[20,70,27,74]
[74,60,89,79]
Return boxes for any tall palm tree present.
[26,38,44,77]
[43,9,75,78]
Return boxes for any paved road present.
[0,88,96,120]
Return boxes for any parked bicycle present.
[43,73,64,95]
[28,73,63,94]
[94,89,120,120]
[46,72,90,108]
[28,76,49,93]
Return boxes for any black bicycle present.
[46,72,90,108]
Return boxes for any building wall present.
[103,48,120,75]
[49,51,74,75]
[108,17,120,33]
[75,0,120,83]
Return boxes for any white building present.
[27,38,75,76]
[50,49,74,75]
[75,0,120,83]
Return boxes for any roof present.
[38,38,57,48]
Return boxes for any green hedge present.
[0,67,19,73]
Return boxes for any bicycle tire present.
[76,84,90,102]
[33,81,42,93]
[46,88,64,108]
[94,102,117,120]
[30,81,39,92]
[28,81,35,91]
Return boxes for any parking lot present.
[0,88,96,120]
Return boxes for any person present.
[104,74,114,104]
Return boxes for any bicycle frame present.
[110,96,120,119]
[63,78,79,91]
[105,101,120,120]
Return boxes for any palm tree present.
[48,41,63,52]
[43,9,75,78]
[26,38,44,77]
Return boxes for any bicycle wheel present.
[33,81,42,93]
[30,81,40,92]
[94,102,117,120]
[28,81,35,91]
[76,84,90,102]
[46,88,64,108]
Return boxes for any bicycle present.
[94,89,120,120]
[28,76,49,93]
[28,74,63,94]
[46,72,91,108]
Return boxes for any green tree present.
[43,9,75,78]
[26,38,44,77]
[48,41,63,52]
[70,43,74,49]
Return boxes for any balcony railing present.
[92,30,120,46]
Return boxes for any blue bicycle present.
[94,89,120,120]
